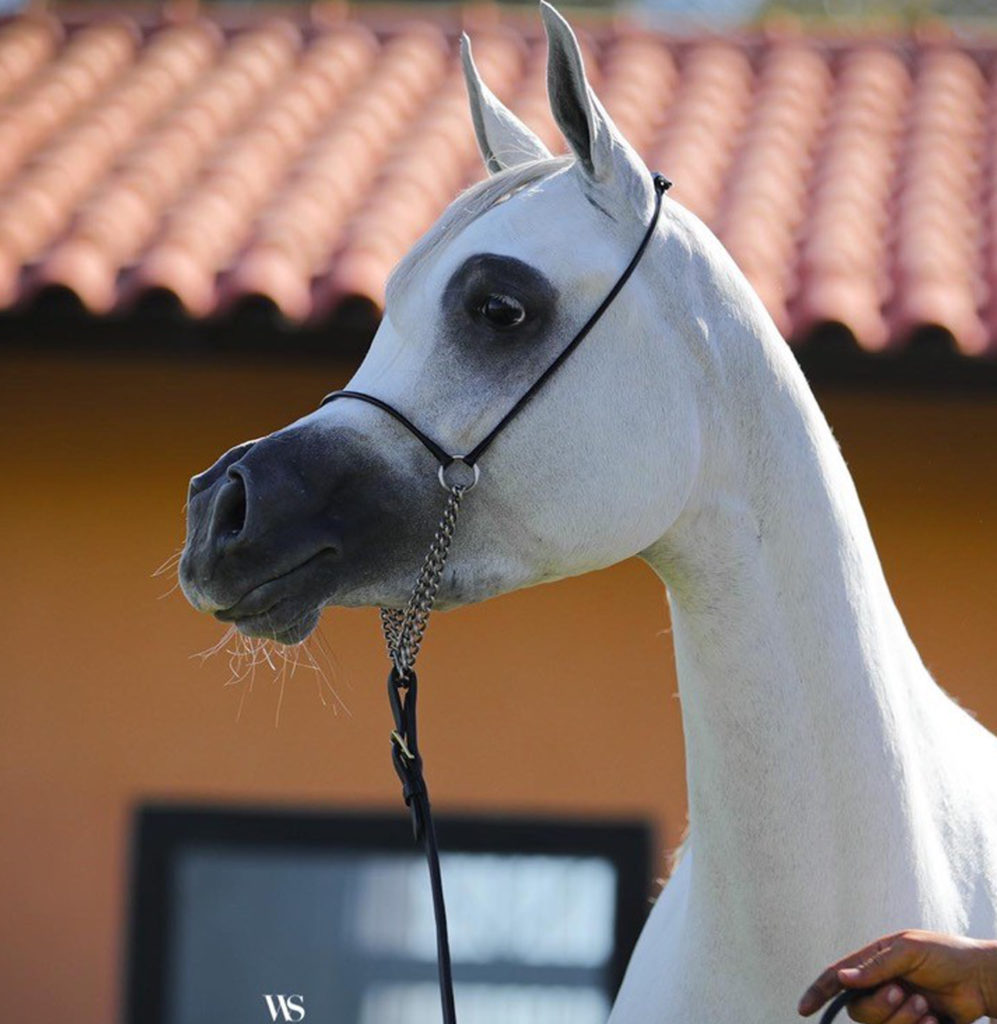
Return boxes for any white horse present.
[179,5,997,1021]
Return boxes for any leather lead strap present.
[387,666,457,1023]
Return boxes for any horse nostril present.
[188,440,258,503]
[212,469,248,546]
[188,473,208,500]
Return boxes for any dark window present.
[125,806,654,1024]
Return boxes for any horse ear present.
[541,1,632,184]
[461,34,551,174]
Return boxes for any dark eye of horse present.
[479,294,527,329]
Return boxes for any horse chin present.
[227,605,322,646]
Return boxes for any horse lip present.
[215,601,277,623]
[219,600,322,645]
[213,549,334,621]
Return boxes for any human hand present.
[798,929,997,1024]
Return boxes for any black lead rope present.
[386,666,457,1024]
[820,991,862,1024]
[320,173,671,1024]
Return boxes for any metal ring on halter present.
[438,458,480,492]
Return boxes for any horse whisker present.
[192,625,239,662]
[300,628,352,717]
[190,616,351,721]
[157,579,183,601]
[151,548,183,579]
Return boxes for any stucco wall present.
[1,353,994,1023]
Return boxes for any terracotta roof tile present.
[717,41,832,334]
[649,42,755,224]
[890,48,988,355]
[0,8,995,361]
[796,47,909,350]
[0,16,63,102]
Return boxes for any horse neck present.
[639,286,970,942]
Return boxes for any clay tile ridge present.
[0,7,994,363]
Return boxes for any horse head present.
[179,3,705,644]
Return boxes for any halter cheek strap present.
[319,173,671,487]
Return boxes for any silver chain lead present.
[379,483,466,676]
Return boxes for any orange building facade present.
[1,349,995,1022]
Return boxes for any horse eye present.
[478,293,527,329]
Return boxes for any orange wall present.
[1,353,995,1023]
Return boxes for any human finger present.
[883,992,932,1024]
[799,964,846,1014]
[838,936,923,990]
[800,939,897,1015]
[845,984,909,1023]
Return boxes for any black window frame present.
[124,803,655,1024]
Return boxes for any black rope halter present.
[320,174,676,1024]
[318,168,934,1024]
[318,168,947,1024]
[320,174,672,479]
